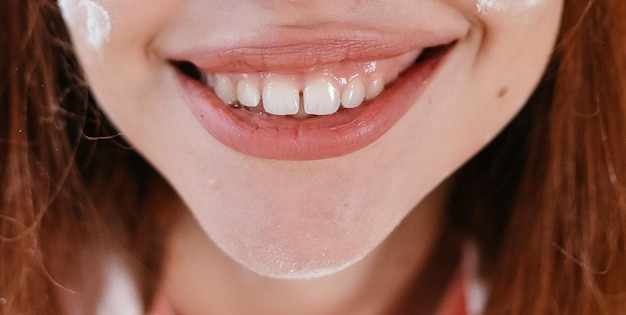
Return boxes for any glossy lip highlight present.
[174,43,453,161]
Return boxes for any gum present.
[206,49,422,92]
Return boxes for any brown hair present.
[450,0,626,313]
[1,1,167,313]
[1,0,625,314]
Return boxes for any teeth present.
[304,77,340,115]
[213,74,237,105]
[206,62,398,117]
[262,77,300,116]
[237,79,261,107]
[340,78,366,109]
[365,75,384,100]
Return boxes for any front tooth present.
[213,74,237,105]
[304,77,340,115]
[341,78,365,109]
[262,78,300,115]
[237,79,261,107]
[365,75,384,100]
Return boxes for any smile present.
[172,33,459,160]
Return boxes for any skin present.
[62,0,563,313]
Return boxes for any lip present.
[169,28,460,73]
[174,42,453,161]
[168,20,464,160]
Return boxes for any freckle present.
[498,87,508,98]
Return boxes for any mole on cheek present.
[498,87,508,98]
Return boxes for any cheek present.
[465,0,562,109]
[60,0,181,64]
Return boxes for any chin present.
[186,180,410,279]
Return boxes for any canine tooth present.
[262,78,300,115]
[237,79,261,107]
[341,78,366,109]
[365,75,384,100]
[304,77,340,115]
[213,74,237,105]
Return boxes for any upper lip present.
[165,24,467,73]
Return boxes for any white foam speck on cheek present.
[476,0,499,14]
[58,0,74,20]
[58,0,111,53]
[82,1,111,51]
[476,0,544,15]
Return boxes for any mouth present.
[172,41,456,160]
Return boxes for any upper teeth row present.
[205,65,389,117]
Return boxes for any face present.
[60,0,563,279]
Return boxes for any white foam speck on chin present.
[260,252,369,280]
[58,0,111,53]
[525,0,542,6]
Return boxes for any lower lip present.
[175,46,451,161]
